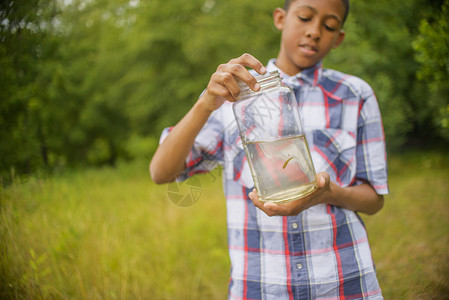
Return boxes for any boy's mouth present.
[299,44,318,56]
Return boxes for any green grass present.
[362,151,449,299]
[0,162,229,299]
[1,151,449,299]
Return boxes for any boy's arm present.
[248,172,384,216]
[150,54,266,184]
[149,99,213,184]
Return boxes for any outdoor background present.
[1,0,448,299]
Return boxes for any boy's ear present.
[273,8,286,30]
[332,30,346,48]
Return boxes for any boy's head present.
[284,0,350,26]
[274,0,347,75]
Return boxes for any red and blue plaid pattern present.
[160,59,388,299]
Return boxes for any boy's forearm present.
[149,97,213,184]
[327,182,384,215]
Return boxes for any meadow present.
[1,150,448,299]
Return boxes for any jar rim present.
[237,70,281,98]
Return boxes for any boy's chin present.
[285,55,321,72]
[277,56,320,74]
[294,58,321,71]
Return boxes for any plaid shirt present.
[160,59,389,299]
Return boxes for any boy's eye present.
[298,16,311,22]
[324,24,337,32]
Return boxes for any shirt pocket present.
[310,129,357,185]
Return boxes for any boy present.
[150,0,389,298]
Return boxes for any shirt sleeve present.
[355,85,389,195]
[159,108,225,182]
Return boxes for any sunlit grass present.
[1,151,448,299]
[363,151,449,299]
[1,161,228,299]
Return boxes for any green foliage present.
[413,0,449,139]
[0,0,60,177]
[1,0,448,180]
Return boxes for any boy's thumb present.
[317,172,330,188]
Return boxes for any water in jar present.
[244,135,316,203]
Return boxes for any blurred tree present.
[413,0,449,140]
[0,0,60,179]
[45,0,135,166]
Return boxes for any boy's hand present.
[248,172,331,216]
[199,53,266,112]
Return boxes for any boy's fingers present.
[207,81,235,102]
[264,201,296,216]
[249,189,277,217]
[208,53,267,104]
[249,190,289,216]
[209,72,239,101]
[316,172,330,188]
[219,72,241,99]
[230,53,266,75]
[227,53,267,91]
[217,63,260,92]
[248,189,256,199]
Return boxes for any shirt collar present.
[266,59,323,87]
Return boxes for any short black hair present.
[284,0,350,26]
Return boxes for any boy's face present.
[274,0,346,75]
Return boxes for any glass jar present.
[233,71,316,203]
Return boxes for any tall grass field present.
[1,151,448,299]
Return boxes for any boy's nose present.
[305,23,321,40]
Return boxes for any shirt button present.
[296,263,303,270]
[292,222,298,229]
